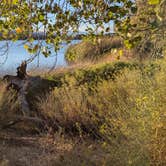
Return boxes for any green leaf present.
[148,0,160,5]
[124,40,133,49]
[33,45,39,53]
[12,0,19,5]
[108,11,113,19]
[39,14,45,21]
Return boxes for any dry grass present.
[65,36,123,63]
[0,59,166,165]
[0,131,110,166]
[38,59,166,165]
[0,81,19,115]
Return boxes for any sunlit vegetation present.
[65,36,123,63]
[0,59,166,165]
[26,61,160,105]
[37,59,166,165]
[0,0,166,165]
[0,81,18,114]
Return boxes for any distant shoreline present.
[0,32,116,41]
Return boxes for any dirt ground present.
[0,130,61,166]
[0,130,107,166]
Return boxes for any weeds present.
[38,60,166,165]
[0,59,166,165]
[0,81,18,114]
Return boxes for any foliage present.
[0,59,165,165]
[26,61,161,112]
[118,0,166,59]
[38,59,166,165]
[0,0,165,62]
[47,61,138,88]
[0,0,137,58]
[65,36,123,63]
[26,61,138,110]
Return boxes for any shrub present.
[48,61,139,89]
[38,60,166,165]
[65,36,123,63]
[46,61,161,93]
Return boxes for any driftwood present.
[0,62,47,132]
[1,62,57,131]
[3,61,30,116]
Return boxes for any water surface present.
[0,40,79,75]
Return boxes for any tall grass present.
[0,82,17,113]
[38,60,166,165]
[0,81,19,128]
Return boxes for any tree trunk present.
[3,61,30,116]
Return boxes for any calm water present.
[0,40,79,75]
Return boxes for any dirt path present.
[0,130,106,166]
[0,131,65,166]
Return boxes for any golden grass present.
[38,59,166,165]
[0,59,166,165]
[0,81,17,113]
[65,36,123,63]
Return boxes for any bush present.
[65,36,123,63]
[48,61,139,89]
[38,60,166,165]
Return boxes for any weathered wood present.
[3,61,31,116]
[16,61,27,79]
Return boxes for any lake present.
[0,40,79,75]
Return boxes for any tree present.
[117,0,166,59]
[0,0,136,59]
[0,0,165,62]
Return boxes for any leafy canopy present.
[0,0,164,58]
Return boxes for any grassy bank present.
[65,36,123,63]
[36,59,165,165]
[27,61,160,109]
[27,61,139,109]
[0,59,166,165]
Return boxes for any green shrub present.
[46,61,161,92]
[49,62,138,88]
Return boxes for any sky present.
[79,21,114,34]
[37,0,115,34]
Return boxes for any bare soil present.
[0,130,59,166]
[0,130,106,166]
